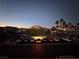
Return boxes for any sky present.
[0,0,79,28]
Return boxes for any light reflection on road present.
[1,43,77,58]
[33,44,43,57]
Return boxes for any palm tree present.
[60,18,64,22]
[65,25,68,31]
[63,21,66,26]
[76,23,79,26]
[76,23,79,30]
[62,21,67,31]
[51,26,55,31]
[60,18,64,28]
[68,22,72,27]
[68,22,73,32]
[55,20,59,27]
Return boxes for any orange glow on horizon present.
[0,23,32,28]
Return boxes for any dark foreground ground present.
[0,43,79,58]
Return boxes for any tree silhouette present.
[55,20,59,27]
[77,23,79,26]
[60,18,64,22]
[68,22,72,27]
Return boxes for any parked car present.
[54,38,60,42]
[56,37,73,43]
[48,38,54,43]
[42,38,48,43]
[30,38,35,43]
[16,39,22,44]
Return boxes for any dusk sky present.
[0,0,79,28]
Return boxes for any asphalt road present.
[1,43,79,58]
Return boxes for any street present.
[1,43,79,58]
